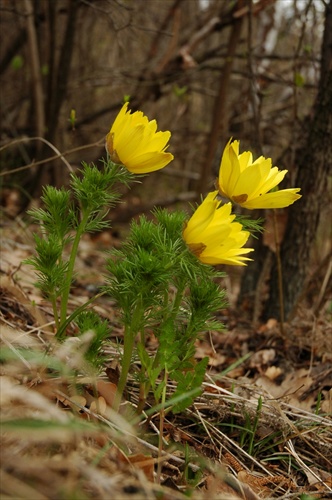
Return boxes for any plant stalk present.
[59,211,89,326]
[113,299,144,412]
[113,325,135,412]
[156,370,168,484]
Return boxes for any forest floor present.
[1,214,331,500]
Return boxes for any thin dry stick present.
[23,0,45,149]
[54,390,202,472]
[247,0,263,153]
[286,440,332,492]
[314,256,332,313]
[187,405,273,476]
[272,210,285,334]
[0,137,104,176]
[291,0,314,169]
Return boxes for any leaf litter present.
[1,218,331,499]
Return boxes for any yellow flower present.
[217,139,301,209]
[106,102,174,173]
[183,191,253,266]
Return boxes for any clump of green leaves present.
[106,208,227,414]
[25,159,133,335]
[26,159,227,419]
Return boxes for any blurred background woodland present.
[1,0,331,323]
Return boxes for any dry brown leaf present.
[263,211,288,251]
[309,476,332,493]
[96,379,117,407]
[195,341,226,366]
[302,465,332,487]
[257,318,278,332]
[321,388,332,414]
[59,394,87,411]
[256,368,316,411]
[90,396,107,416]
[249,349,276,369]
[118,453,155,482]
[264,365,283,380]
[0,275,51,331]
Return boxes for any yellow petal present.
[230,140,240,156]
[125,151,174,173]
[110,103,129,133]
[131,111,148,127]
[183,192,218,241]
[219,141,241,196]
[115,125,147,163]
[241,189,302,209]
[247,166,287,200]
[238,150,253,171]
[199,250,253,266]
[230,158,272,200]
[134,131,171,156]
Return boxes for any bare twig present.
[23,0,45,149]
[273,209,285,335]
[0,137,105,176]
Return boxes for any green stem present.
[55,291,106,341]
[136,329,147,414]
[149,284,181,372]
[170,280,186,322]
[59,211,89,326]
[138,281,186,410]
[51,294,60,329]
[156,369,168,484]
[113,299,144,412]
[113,324,135,412]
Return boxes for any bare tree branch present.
[23,0,45,151]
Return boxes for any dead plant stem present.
[273,209,285,334]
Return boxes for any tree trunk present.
[263,0,332,320]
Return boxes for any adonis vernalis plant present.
[25,161,134,335]
[26,101,301,429]
[106,209,227,413]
